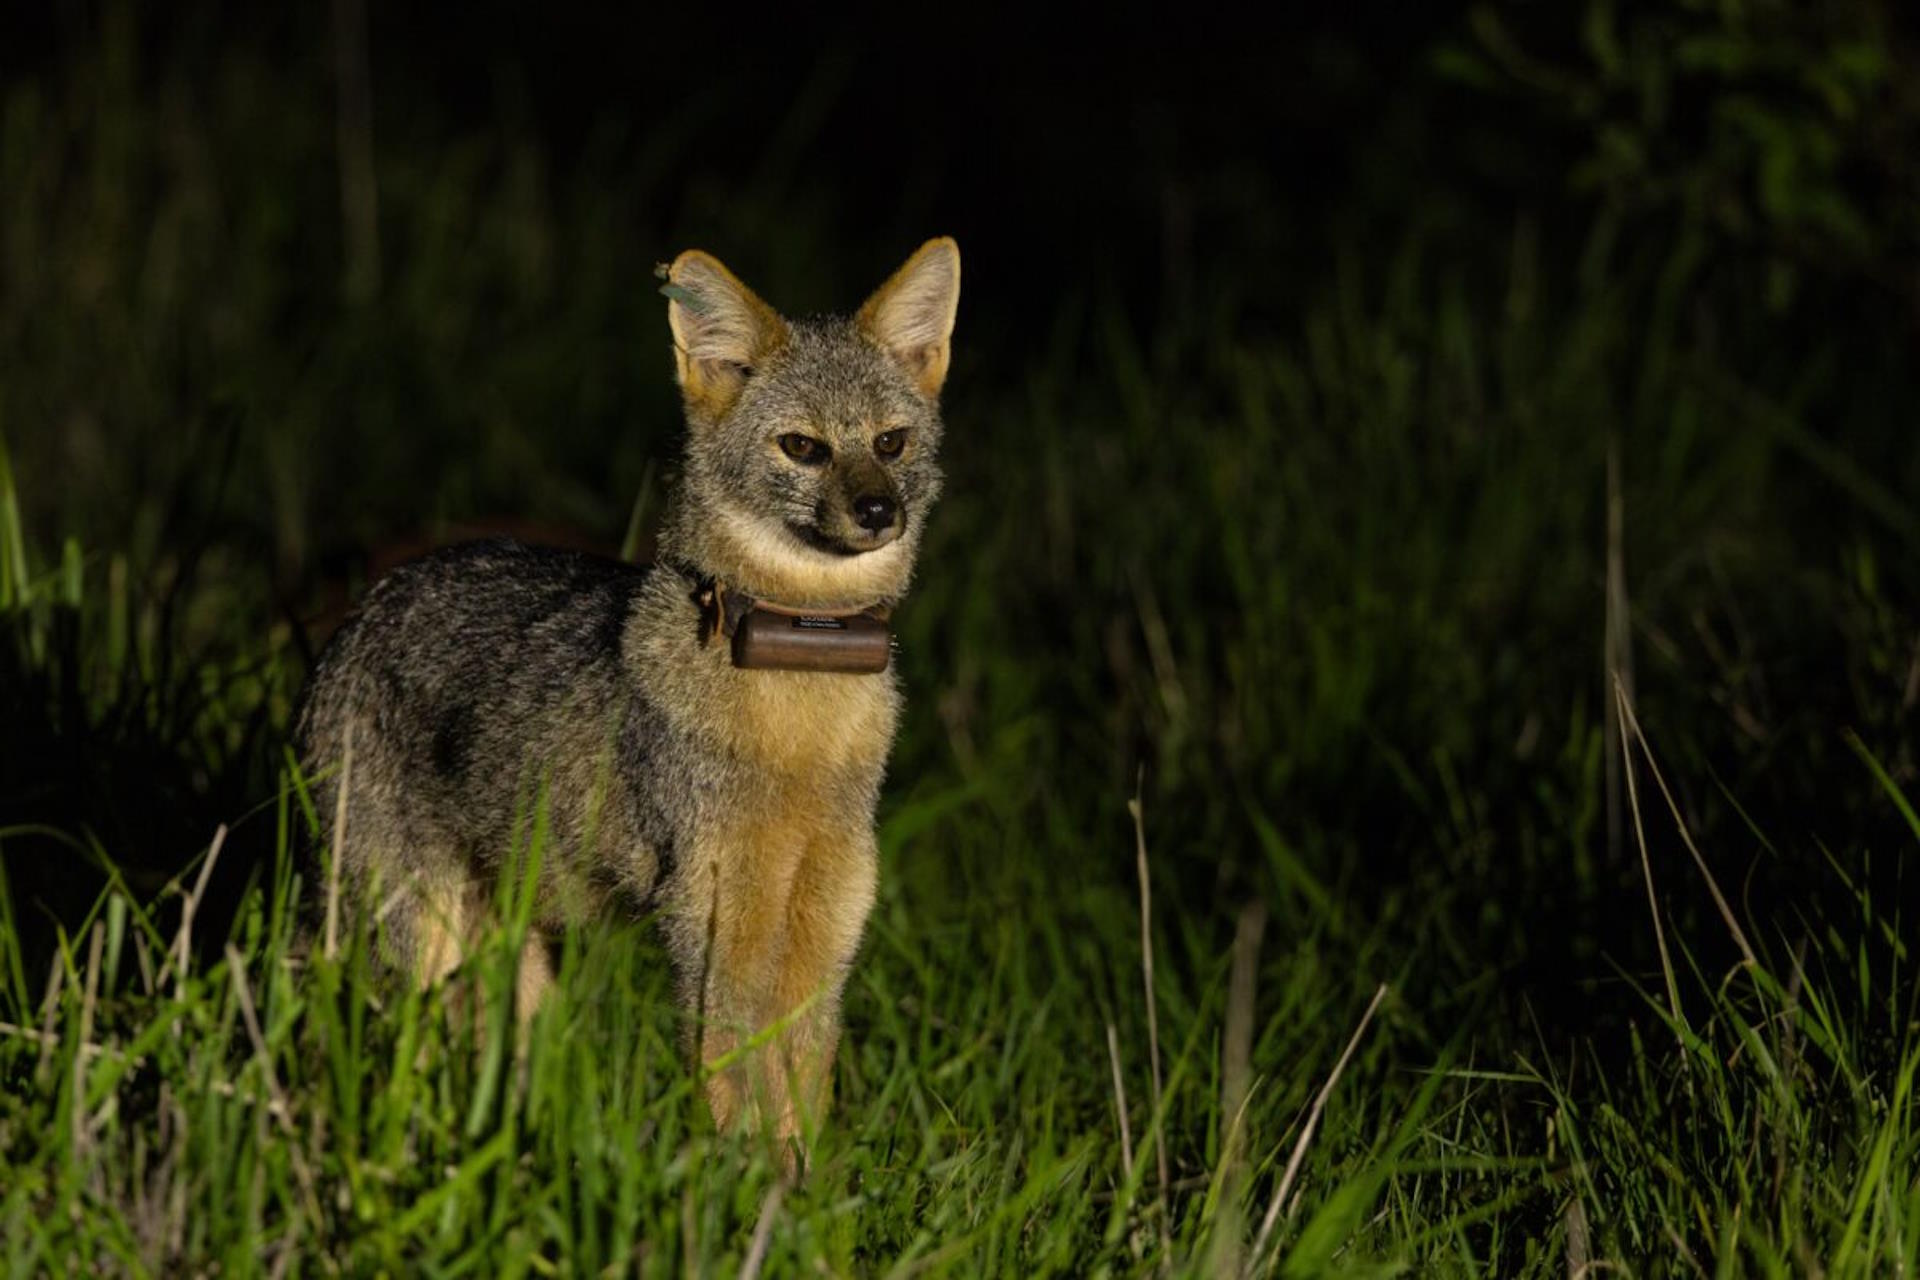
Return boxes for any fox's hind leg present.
[408,870,483,987]
[514,928,554,1020]
[401,870,554,1030]
[306,711,553,1026]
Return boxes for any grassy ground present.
[4,11,1920,1277]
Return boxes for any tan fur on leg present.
[515,929,553,1023]
[764,833,879,1155]
[414,876,479,988]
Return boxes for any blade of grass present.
[1247,981,1389,1272]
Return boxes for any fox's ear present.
[663,250,790,423]
[857,237,961,398]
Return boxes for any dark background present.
[6,2,1916,565]
[7,2,1467,315]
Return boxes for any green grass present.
[1,687,1915,1275]
[4,10,1920,1275]
[5,267,1918,1271]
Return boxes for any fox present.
[294,237,961,1166]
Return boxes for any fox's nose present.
[853,495,897,533]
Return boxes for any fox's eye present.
[874,429,907,459]
[779,433,829,464]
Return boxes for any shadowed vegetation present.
[2,1,1918,1274]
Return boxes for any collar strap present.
[669,562,894,673]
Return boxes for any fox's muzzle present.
[796,487,904,554]
[803,461,904,551]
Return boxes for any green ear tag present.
[657,280,709,314]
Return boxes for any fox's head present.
[659,239,960,609]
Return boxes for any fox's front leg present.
[764,832,879,1154]
[666,822,876,1165]
[667,819,806,1140]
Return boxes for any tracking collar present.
[670,562,893,674]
